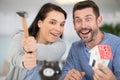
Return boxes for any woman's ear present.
[97,16,102,28]
[37,20,42,28]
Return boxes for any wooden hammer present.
[17,11,33,54]
[16,11,29,38]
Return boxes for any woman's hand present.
[22,36,37,53]
[22,36,37,70]
[22,52,37,70]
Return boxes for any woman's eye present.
[86,18,92,22]
[60,23,64,27]
[50,21,56,25]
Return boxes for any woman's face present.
[38,10,66,44]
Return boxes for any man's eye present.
[75,19,81,23]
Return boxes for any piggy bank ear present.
[56,61,59,64]
[43,60,47,64]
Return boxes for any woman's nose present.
[55,25,61,31]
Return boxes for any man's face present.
[73,8,101,43]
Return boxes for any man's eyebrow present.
[74,17,80,19]
[86,14,93,17]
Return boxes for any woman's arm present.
[7,32,25,68]
[7,32,66,68]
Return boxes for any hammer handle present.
[22,17,29,38]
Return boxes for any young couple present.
[6,1,120,80]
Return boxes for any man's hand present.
[64,69,85,80]
[93,63,116,80]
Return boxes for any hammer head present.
[16,11,28,17]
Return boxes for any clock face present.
[43,68,55,77]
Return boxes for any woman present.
[5,3,67,80]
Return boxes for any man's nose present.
[81,21,86,28]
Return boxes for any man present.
[62,1,120,80]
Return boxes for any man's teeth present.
[81,30,90,34]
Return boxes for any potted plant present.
[100,23,120,37]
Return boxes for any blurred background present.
[0,0,120,79]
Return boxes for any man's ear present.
[37,20,42,28]
[97,16,102,28]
